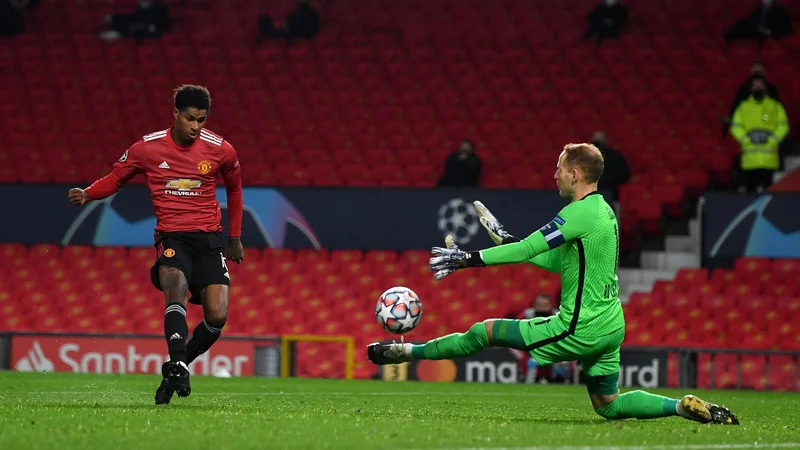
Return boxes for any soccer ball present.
[375,286,423,334]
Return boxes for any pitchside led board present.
[0,185,612,250]
[9,335,285,377]
[383,348,668,388]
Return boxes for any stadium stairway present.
[618,215,701,301]
[618,146,798,299]
[773,155,800,185]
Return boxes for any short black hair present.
[173,84,211,112]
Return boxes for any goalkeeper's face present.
[555,151,577,200]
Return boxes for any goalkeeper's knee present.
[594,401,619,420]
[464,321,490,350]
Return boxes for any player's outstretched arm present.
[221,142,244,263]
[482,205,593,266]
[474,201,520,245]
[430,204,592,279]
[68,146,141,206]
[476,200,558,271]
[430,228,555,280]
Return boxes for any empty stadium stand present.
[2,0,799,240]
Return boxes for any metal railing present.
[625,346,800,391]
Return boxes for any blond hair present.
[563,143,604,184]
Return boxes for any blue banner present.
[2,185,606,250]
[702,192,800,259]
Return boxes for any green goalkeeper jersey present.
[480,192,625,337]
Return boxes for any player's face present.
[173,107,208,143]
[554,151,575,200]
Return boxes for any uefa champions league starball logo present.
[61,188,321,248]
[437,198,480,245]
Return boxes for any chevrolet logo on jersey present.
[165,179,202,196]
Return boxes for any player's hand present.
[474,201,516,245]
[227,237,244,263]
[68,188,89,206]
[430,235,477,280]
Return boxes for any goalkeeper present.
[368,143,739,425]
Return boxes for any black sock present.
[186,319,224,364]
[164,303,188,364]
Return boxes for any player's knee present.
[202,285,228,325]
[461,320,490,348]
[205,303,228,326]
[594,400,619,420]
[161,268,188,297]
[161,267,186,290]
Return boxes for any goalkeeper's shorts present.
[518,316,624,378]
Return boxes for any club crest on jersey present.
[165,179,202,196]
[198,160,213,175]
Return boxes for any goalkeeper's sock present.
[410,322,489,360]
[595,390,680,420]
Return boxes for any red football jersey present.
[85,128,243,236]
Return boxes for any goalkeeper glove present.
[474,201,520,245]
[429,235,485,280]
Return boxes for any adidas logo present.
[169,333,183,341]
[159,161,170,169]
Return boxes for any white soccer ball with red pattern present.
[375,286,423,334]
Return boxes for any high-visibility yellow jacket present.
[730,96,789,170]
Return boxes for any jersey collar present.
[167,127,199,152]
[579,191,600,201]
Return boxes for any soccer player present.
[68,85,244,405]
[368,143,740,425]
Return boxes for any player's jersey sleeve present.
[85,141,144,200]
[219,141,243,237]
[527,248,561,273]
[480,201,596,266]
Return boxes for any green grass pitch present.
[0,372,798,450]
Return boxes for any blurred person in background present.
[725,0,791,45]
[581,0,629,45]
[513,293,571,384]
[591,131,630,202]
[99,0,170,43]
[437,139,482,187]
[722,62,780,136]
[257,0,320,46]
[0,0,38,37]
[730,77,789,192]
[518,293,558,320]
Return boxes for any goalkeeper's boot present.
[367,342,413,365]
[678,395,740,425]
[154,361,175,405]
[167,360,192,398]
